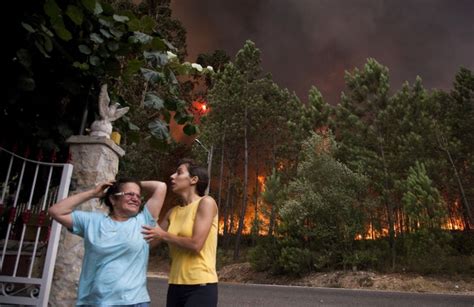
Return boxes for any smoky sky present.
[171,0,474,104]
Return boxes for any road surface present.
[147,277,473,307]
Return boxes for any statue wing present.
[98,84,110,119]
[109,107,130,122]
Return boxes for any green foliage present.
[261,169,285,212]
[401,162,447,230]
[332,59,472,271]
[196,50,230,72]
[335,58,391,181]
[398,162,453,272]
[248,243,276,272]
[259,132,369,274]
[234,40,262,81]
[202,40,325,260]
[242,57,471,276]
[450,230,474,255]
[276,247,312,276]
[342,249,382,271]
[303,87,331,132]
[196,49,230,87]
[403,229,452,273]
[442,68,474,228]
[4,0,205,154]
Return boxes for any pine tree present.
[277,132,368,273]
[401,161,452,271]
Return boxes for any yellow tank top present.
[167,198,218,284]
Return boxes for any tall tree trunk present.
[398,210,404,239]
[385,190,396,271]
[379,140,396,270]
[268,135,277,237]
[222,181,232,249]
[225,189,235,249]
[217,134,225,210]
[252,150,260,243]
[234,106,249,260]
[436,132,472,230]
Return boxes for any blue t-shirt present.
[71,206,156,306]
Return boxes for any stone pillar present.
[49,136,125,306]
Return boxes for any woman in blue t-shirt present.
[48,178,166,306]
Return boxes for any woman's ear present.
[108,194,116,206]
[190,176,199,185]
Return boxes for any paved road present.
[147,277,473,307]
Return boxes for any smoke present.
[171,0,474,104]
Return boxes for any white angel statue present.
[90,84,129,138]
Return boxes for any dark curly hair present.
[177,159,209,197]
[100,178,142,213]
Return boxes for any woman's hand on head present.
[48,180,114,229]
[92,181,115,198]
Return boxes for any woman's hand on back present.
[142,224,167,243]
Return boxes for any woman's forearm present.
[141,181,166,196]
[141,181,167,220]
[48,189,95,218]
[161,232,202,253]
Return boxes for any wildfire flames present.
[355,216,465,240]
[442,218,465,230]
[355,224,389,240]
[218,173,467,239]
[441,200,466,230]
[218,203,270,235]
[257,175,266,191]
[219,174,270,235]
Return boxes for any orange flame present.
[442,216,465,230]
[191,100,209,116]
[355,223,389,240]
[355,206,466,240]
[219,182,466,239]
[257,175,266,192]
[218,200,271,236]
[277,162,285,171]
[442,200,466,230]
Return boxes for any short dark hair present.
[177,158,209,196]
[101,178,142,213]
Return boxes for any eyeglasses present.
[114,192,142,199]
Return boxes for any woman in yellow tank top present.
[142,159,218,307]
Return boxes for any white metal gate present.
[0,146,73,306]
